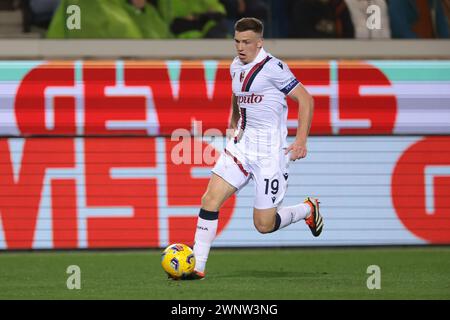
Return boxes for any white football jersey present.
[229,48,300,158]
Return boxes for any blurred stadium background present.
[0,0,449,299]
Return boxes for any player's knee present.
[254,221,274,234]
[253,208,277,234]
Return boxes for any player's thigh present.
[201,173,237,211]
[253,170,288,211]
[251,160,288,232]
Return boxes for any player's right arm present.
[229,94,240,130]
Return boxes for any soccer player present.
[186,17,323,280]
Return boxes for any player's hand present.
[226,126,237,140]
[285,140,307,161]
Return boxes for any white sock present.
[276,202,311,230]
[193,211,218,273]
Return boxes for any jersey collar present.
[239,48,268,70]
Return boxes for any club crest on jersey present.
[240,71,245,82]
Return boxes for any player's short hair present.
[234,17,264,36]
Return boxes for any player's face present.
[234,30,263,64]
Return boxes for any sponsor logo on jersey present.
[240,71,245,82]
[236,93,264,104]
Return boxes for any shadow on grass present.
[216,270,329,279]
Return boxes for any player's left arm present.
[286,84,314,160]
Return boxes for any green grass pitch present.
[0,247,449,300]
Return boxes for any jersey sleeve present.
[269,60,300,95]
[230,57,239,79]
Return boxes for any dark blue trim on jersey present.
[281,79,300,95]
[243,56,272,92]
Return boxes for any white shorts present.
[211,143,291,209]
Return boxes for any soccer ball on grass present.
[161,243,195,279]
